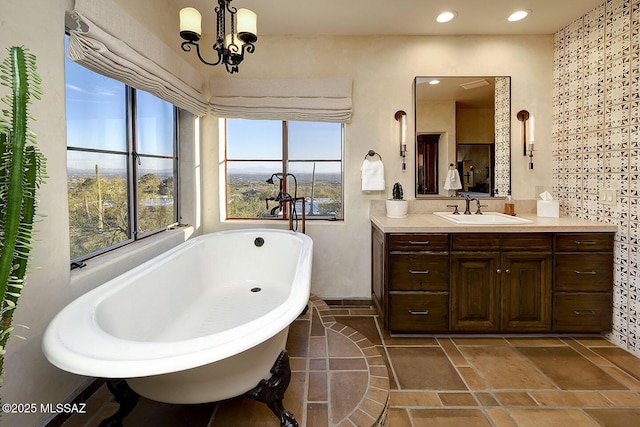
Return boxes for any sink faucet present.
[464,195,475,214]
[475,199,488,215]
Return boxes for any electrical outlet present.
[599,188,617,205]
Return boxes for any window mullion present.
[282,121,289,220]
[127,86,138,239]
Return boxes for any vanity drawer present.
[388,292,449,333]
[389,233,449,252]
[389,253,449,291]
[555,254,613,292]
[553,293,612,332]
[451,233,552,251]
[554,233,614,252]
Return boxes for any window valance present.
[67,0,208,116]
[209,78,353,123]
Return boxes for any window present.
[65,36,178,262]
[225,119,343,220]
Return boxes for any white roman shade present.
[209,78,353,123]
[67,0,208,116]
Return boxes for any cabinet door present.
[501,252,552,332]
[371,226,385,316]
[451,252,500,332]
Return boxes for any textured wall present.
[553,0,640,355]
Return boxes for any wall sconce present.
[517,110,534,169]
[395,110,407,170]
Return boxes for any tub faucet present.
[464,195,475,214]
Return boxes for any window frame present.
[224,119,344,221]
[66,38,179,265]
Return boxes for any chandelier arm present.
[181,41,224,66]
[223,0,238,14]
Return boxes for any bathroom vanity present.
[371,211,617,335]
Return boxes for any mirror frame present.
[413,76,511,199]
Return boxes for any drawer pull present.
[574,240,597,245]
[408,241,431,245]
[409,269,430,274]
[573,310,597,316]
[409,309,430,315]
[573,270,597,275]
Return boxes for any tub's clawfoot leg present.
[98,379,140,427]
[245,350,298,427]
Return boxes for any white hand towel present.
[444,169,462,190]
[361,159,385,191]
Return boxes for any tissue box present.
[537,200,559,217]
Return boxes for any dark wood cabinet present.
[372,226,614,335]
[372,228,450,333]
[450,252,500,332]
[450,233,552,333]
[553,233,613,332]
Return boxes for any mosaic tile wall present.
[553,0,640,355]
[494,76,511,196]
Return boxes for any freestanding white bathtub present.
[43,228,312,425]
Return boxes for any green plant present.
[392,182,403,200]
[0,46,46,384]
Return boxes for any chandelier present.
[179,1,257,74]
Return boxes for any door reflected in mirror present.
[414,76,511,198]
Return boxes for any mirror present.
[414,76,511,198]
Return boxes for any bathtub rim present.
[42,228,312,379]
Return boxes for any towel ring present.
[365,150,382,160]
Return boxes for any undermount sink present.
[434,211,533,225]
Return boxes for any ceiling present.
[171,0,604,36]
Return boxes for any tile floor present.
[59,299,640,427]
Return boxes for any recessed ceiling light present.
[436,11,457,23]
[508,10,531,22]
[429,79,440,85]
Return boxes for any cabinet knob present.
[496,268,502,274]
[505,269,510,274]
[408,241,431,245]
[409,269,430,274]
[409,309,430,315]
[574,240,597,245]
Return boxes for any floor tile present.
[528,391,613,407]
[592,347,640,381]
[584,408,640,426]
[495,392,538,407]
[333,316,381,345]
[387,346,467,390]
[60,297,640,427]
[389,391,441,407]
[518,346,627,390]
[459,346,554,390]
[601,391,640,406]
[330,371,369,423]
[507,408,599,427]
[388,408,412,426]
[409,408,492,426]
[438,392,478,406]
[485,408,518,427]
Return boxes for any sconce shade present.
[395,110,407,144]
[237,8,258,43]
[179,7,202,42]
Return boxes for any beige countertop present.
[370,212,618,234]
